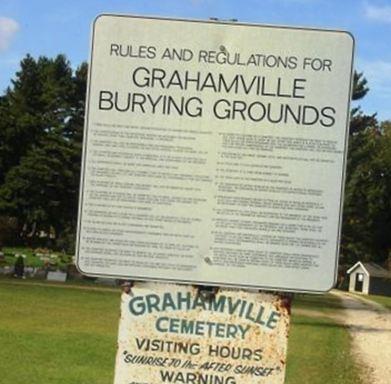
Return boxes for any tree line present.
[0,54,390,265]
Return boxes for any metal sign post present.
[76,14,355,384]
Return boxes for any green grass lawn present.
[0,280,119,384]
[0,280,362,384]
[361,293,391,310]
[292,292,343,314]
[285,293,362,384]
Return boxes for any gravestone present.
[47,271,67,282]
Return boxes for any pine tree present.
[0,55,87,249]
[340,72,390,265]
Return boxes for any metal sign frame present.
[76,14,355,293]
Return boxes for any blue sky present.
[0,0,390,120]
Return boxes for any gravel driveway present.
[332,291,391,384]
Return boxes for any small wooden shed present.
[347,261,391,296]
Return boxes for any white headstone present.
[47,271,67,282]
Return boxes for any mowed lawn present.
[0,279,362,384]
[286,294,362,384]
[0,280,119,384]
[362,294,391,310]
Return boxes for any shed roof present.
[347,261,391,279]
[363,262,391,278]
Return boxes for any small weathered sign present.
[114,282,290,384]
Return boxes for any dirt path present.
[332,290,391,384]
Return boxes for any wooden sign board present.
[76,15,354,292]
[114,283,290,384]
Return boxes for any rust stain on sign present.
[114,282,290,384]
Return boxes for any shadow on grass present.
[294,292,358,311]
[293,318,390,333]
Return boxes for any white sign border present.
[76,13,355,293]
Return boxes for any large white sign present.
[76,15,354,292]
[114,283,290,384]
